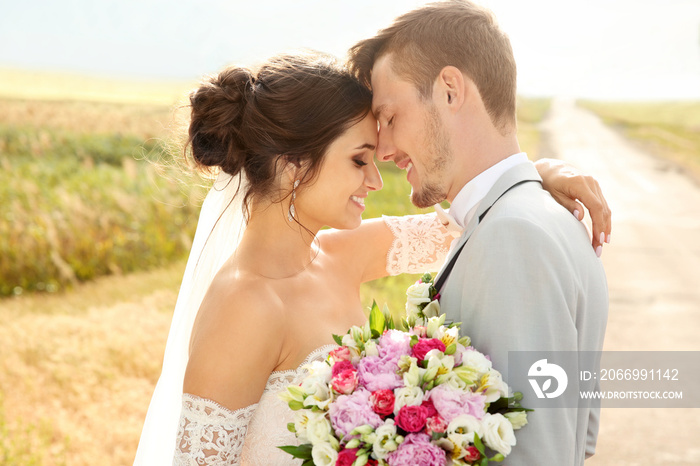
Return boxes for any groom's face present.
[371,54,453,208]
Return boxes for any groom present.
[349,1,609,464]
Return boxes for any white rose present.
[460,349,492,377]
[372,419,399,460]
[504,411,528,430]
[303,360,332,383]
[393,386,424,415]
[311,442,338,466]
[481,413,516,456]
[306,411,333,445]
[406,282,432,307]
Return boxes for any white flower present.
[481,413,516,456]
[406,282,432,307]
[393,386,424,415]
[303,361,332,383]
[364,340,379,357]
[292,411,311,444]
[306,411,333,445]
[372,419,400,460]
[435,371,468,390]
[402,360,423,387]
[444,414,482,459]
[460,349,492,377]
[426,315,446,338]
[342,333,359,350]
[301,374,332,410]
[481,369,510,403]
[426,351,455,375]
[504,411,528,430]
[311,442,338,466]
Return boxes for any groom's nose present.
[376,127,396,163]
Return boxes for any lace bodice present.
[174,345,336,465]
[384,213,459,276]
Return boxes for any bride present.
[134,51,610,465]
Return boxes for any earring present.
[288,179,300,221]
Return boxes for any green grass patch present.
[580,100,700,178]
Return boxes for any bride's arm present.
[320,159,612,283]
[175,279,284,465]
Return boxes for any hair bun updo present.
[187,66,256,176]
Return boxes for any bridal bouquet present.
[279,274,530,466]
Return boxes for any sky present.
[1,0,699,100]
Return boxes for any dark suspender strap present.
[434,179,537,293]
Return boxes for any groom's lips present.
[395,157,412,170]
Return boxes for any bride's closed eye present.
[353,158,368,167]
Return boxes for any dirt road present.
[541,99,700,464]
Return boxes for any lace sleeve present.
[174,393,258,466]
[383,213,460,276]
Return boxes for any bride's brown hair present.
[186,51,373,215]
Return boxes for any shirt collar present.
[448,152,529,228]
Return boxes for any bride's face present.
[295,114,382,230]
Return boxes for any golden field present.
[0,69,552,465]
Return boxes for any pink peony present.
[357,356,403,392]
[395,405,429,433]
[332,360,355,377]
[412,339,446,362]
[370,389,395,418]
[332,369,359,395]
[425,415,448,436]
[386,433,446,466]
[428,385,487,423]
[329,346,352,364]
[328,389,384,437]
[378,330,412,361]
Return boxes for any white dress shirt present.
[447,152,529,229]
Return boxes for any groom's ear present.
[434,66,465,113]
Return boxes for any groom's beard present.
[411,105,451,209]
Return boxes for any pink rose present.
[395,405,429,433]
[370,389,395,418]
[329,346,352,364]
[412,339,446,362]
[386,433,446,466]
[332,369,359,395]
[332,360,355,377]
[464,446,481,462]
[336,448,358,466]
[411,326,428,338]
[425,415,448,436]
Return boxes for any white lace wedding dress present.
[173,214,457,465]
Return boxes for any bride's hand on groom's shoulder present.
[535,158,612,255]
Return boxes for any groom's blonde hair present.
[348,0,517,133]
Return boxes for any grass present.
[579,100,700,179]
[0,84,550,464]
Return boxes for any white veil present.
[134,171,247,465]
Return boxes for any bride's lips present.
[350,195,366,211]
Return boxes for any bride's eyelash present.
[354,159,368,167]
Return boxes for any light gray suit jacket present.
[436,162,608,465]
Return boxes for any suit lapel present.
[434,162,543,284]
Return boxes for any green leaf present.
[288,400,305,411]
[382,303,395,330]
[369,301,386,336]
[333,333,344,346]
[287,422,296,433]
[278,443,313,459]
[302,460,315,466]
[473,433,486,455]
